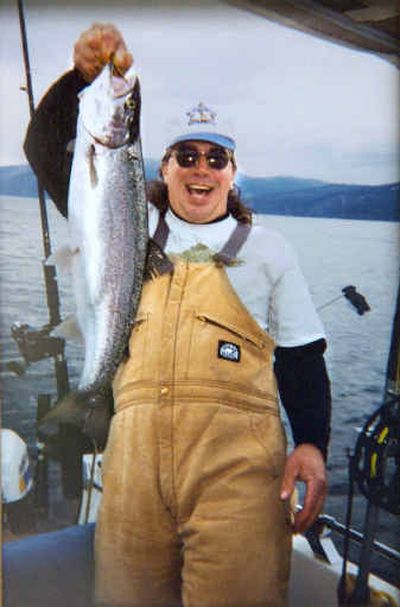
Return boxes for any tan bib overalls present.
[95,221,292,607]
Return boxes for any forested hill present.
[238,175,399,222]
[0,164,398,221]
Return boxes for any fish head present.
[78,64,140,148]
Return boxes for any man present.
[24,23,331,607]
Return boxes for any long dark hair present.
[146,150,253,225]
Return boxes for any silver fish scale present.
[90,143,148,392]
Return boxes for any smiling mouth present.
[186,184,214,196]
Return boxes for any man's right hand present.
[73,23,133,82]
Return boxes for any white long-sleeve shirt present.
[148,205,325,348]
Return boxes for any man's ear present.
[160,163,168,183]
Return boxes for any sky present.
[0,0,399,185]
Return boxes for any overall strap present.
[152,211,170,251]
[213,221,251,265]
[152,211,252,266]
[145,212,174,280]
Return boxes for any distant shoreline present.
[1,164,399,222]
[2,194,398,226]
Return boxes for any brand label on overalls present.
[218,340,241,363]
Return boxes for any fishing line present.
[82,446,98,525]
[337,449,357,606]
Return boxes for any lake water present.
[1,195,399,552]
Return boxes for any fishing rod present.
[16,0,82,503]
[16,0,60,318]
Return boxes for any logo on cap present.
[187,102,217,126]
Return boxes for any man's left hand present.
[280,443,327,533]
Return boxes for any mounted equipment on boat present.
[354,398,400,516]
[317,285,370,315]
[338,284,400,606]
[1,429,33,504]
[16,0,84,505]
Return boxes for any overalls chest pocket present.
[182,309,276,398]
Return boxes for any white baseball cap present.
[167,102,236,151]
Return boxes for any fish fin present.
[38,388,113,450]
[45,246,78,274]
[51,315,83,341]
[144,238,174,281]
[38,391,89,436]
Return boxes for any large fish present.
[42,64,171,445]
[64,63,148,392]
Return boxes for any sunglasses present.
[172,146,232,170]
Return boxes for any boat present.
[2,1,399,605]
[3,423,400,606]
[224,0,399,68]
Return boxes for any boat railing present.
[315,514,400,566]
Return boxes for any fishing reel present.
[353,397,400,515]
[10,322,64,371]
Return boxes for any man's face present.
[161,141,236,224]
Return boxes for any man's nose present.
[195,153,210,170]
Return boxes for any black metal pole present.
[18,0,62,328]
[34,394,51,518]
[385,282,400,398]
[16,0,83,500]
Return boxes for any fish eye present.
[125,97,136,111]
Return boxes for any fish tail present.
[38,387,113,451]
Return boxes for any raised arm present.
[23,23,133,216]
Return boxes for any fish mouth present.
[186,184,214,197]
[109,65,137,98]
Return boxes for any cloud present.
[1,1,398,184]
